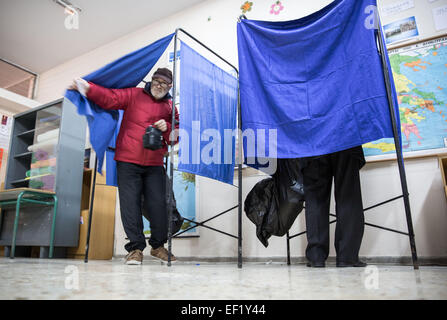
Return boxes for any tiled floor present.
[0,257,445,300]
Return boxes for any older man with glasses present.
[70,68,179,265]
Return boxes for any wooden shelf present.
[16,129,35,139]
[439,156,447,200]
[66,169,117,260]
[9,179,29,190]
[14,151,32,159]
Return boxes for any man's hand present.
[68,78,90,97]
[154,119,167,132]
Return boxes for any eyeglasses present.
[152,79,170,89]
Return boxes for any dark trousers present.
[116,161,167,252]
[302,146,365,264]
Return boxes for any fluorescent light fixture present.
[52,0,82,15]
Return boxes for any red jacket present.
[87,82,179,166]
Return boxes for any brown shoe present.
[124,249,143,265]
[150,246,177,263]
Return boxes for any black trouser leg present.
[142,166,168,249]
[333,147,365,263]
[116,161,146,253]
[302,156,332,263]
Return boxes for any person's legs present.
[116,161,146,253]
[142,166,168,249]
[333,146,365,265]
[302,156,333,265]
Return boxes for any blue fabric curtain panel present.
[237,0,400,161]
[178,41,238,185]
[64,33,175,184]
[104,111,123,187]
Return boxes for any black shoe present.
[336,260,367,268]
[306,261,325,268]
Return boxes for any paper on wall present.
[380,0,414,17]
[0,114,12,150]
[432,5,447,31]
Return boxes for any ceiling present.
[0,0,207,74]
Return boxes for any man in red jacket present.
[70,68,179,265]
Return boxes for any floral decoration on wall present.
[241,1,253,14]
[270,1,284,15]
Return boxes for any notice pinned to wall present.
[0,114,12,181]
[380,0,415,17]
[383,16,420,45]
[0,114,12,150]
[432,5,447,31]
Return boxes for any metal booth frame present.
[166,28,243,268]
[84,29,244,268]
[84,13,419,271]
[283,16,419,270]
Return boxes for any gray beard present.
[150,87,167,100]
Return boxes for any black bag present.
[142,202,183,236]
[143,125,164,150]
[141,174,184,236]
[244,159,305,247]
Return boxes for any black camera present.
[143,125,163,150]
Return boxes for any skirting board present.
[113,255,447,266]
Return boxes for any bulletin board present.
[378,0,447,48]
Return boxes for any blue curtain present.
[64,33,175,185]
[104,111,123,186]
[237,0,401,162]
[178,41,238,185]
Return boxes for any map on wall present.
[363,36,447,159]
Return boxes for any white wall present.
[35,0,447,260]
